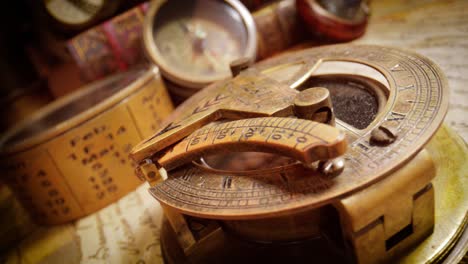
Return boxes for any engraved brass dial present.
[131,44,448,220]
[158,117,347,171]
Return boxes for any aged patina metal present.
[158,125,467,264]
[130,44,465,263]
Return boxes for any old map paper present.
[2,184,164,264]
[1,0,467,263]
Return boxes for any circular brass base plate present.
[160,125,468,263]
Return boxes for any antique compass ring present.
[131,45,467,263]
[143,0,257,95]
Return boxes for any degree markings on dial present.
[152,169,335,210]
[182,168,195,182]
[157,117,344,171]
[399,84,415,91]
[149,45,448,218]
[387,111,407,122]
[390,63,406,72]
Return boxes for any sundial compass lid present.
[131,44,449,220]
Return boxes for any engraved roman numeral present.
[387,111,406,121]
[222,176,232,189]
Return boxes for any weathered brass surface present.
[0,68,173,225]
[401,125,468,263]
[337,149,436,263]
[157,117,346,172]
[156,124,467,264]
[132,44,448,215]
[130,44,454,262]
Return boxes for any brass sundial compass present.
[131,44,467,263]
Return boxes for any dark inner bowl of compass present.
[299,74,386,130]
[203,152,297,172]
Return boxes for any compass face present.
[148,45,449,219]
[144,0,257,89]
[153,2,246,81]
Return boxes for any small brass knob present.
[294,87,335,125]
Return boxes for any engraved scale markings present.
[399,84,415,91]
[158,117,346,171]
[131,72,298,161]
[144,45,448,219]
[151,170,334,211]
